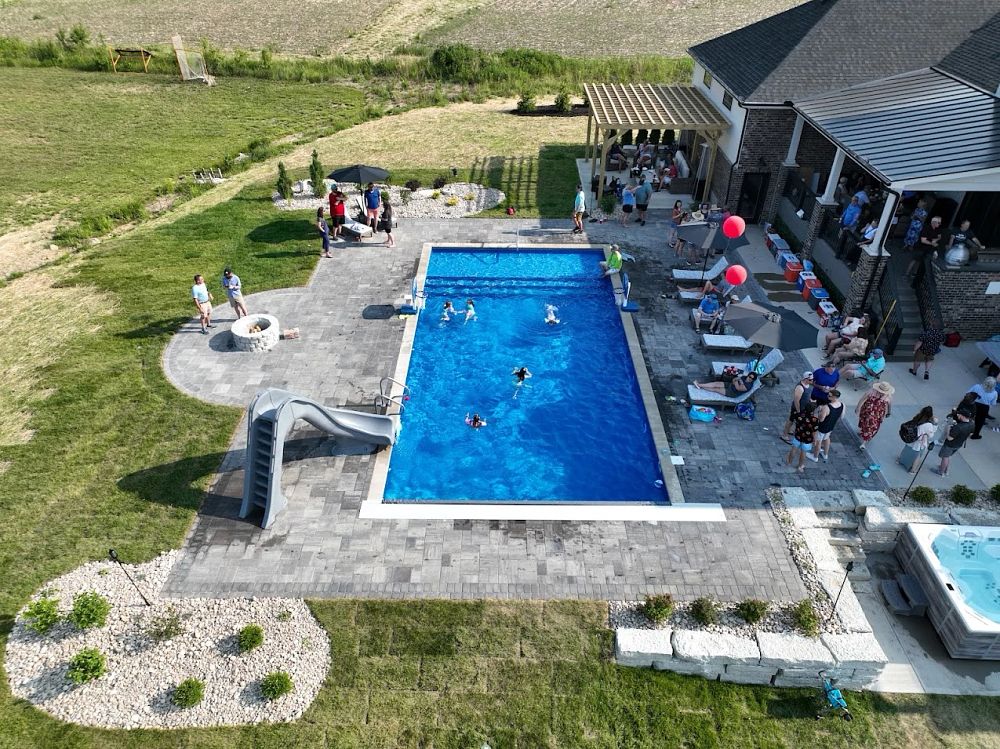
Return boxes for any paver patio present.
[161,216,877,601]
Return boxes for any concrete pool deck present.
[161,217,875,600]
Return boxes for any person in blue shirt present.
[619,185,636,226]
[363,182,382,233]
[633,176,653,226]
[693,293,720,330]
[811,362,840,403]
[840,196,861,232]
[840,348,885,382]
[222,267,248,319]
[191,274,214,334]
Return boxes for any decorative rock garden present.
[273,180,505,218]
[5,551,330,729]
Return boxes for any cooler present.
[783,261,803,283]
[808,287,830,310]
[778,251,797,270]
[801,278,822,300]
[817,301,838,326]
[772,235,790,253]
[796,271,818,292]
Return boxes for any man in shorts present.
[222,266,248,319]
[633,176,652,226]
[364,182,382,234]
[932,407,974,477]
[329,191,346,243]
[191,274,214,334]
[572,184,586,234]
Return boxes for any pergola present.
[584,83,728,203]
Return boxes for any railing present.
[782,170,818,218]
[913,258,944,328]
[377,376,409,414]
[870,264,904,355]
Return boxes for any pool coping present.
[362,243,721,522]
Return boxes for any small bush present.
[735,599,769,625]
[238,623,265,653]
[516,91,536,113]
[28,39,61,64]
[260,671,294,700]
[431,190,441,200]
[260,48,273,68]
[432,175,448,189]
[599,194,616,215]
[910,486,937,506]
[554,89,572,112]
[68,592,110,630]
[308,150,325,198]
[276,609,292,622]
[445,196,459,207]
[275,162,292,202]
[642,594,674,624]
[56,24,89,51]
[23,597,61,634]
[690,597,718,626]
[171,678,204,708]
[791,600,819,637]
[66,648,106,684]
[991,484,1000,503]
[147,607,184,642]
[951,484,977,506]
[404,179,421,191]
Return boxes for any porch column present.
[866,191,898,256]
[783,114,805,167]
[820,147,846,204]
[843,192,897,315]
[802,148,848,256]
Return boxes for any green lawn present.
[0,67,365,233]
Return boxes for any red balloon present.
[722,215,746,239]
[725,265,748,286]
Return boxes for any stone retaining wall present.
[616,628,887,690]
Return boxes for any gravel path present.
[5,552,330,729]
[273,181,505,218]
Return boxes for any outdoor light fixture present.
[109,548,152,606]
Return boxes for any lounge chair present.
[677,290,703,304]
[340,195,374,239]
[672,258,729,283]
[687,379,762,409]
[701,333,752,353]
[710,348,784,377]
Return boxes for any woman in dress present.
[669,200,685,252]
[381,197,394,247]
[903,199,927,251]
[856,381,894,449]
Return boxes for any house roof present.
[937,13,1000,94]
[794,68,1000,184]
[689,0,1000,104]
[583,83,728,131]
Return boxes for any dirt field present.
[0,0,806,56]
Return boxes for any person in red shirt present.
[328,191,346,243]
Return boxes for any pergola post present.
[702,137,718,205]
[586,115,593,165]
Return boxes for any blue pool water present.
[384,248,668,503]
[932,527,1000,622]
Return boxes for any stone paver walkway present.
[161,216,876,601]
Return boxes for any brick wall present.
[932,264,1000,339]
[709,149,733,207]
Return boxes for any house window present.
[722,91,733,110]
[703,69,713,88]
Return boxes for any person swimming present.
[512,366,532,398]
[465,412,486,428]
[464,299,476,323]
[441,300,455,321]
[545,304,560,324]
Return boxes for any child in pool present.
[441,300,455,321]
[464,299,476,323]
[512,366,532,399]
[465,412,486,428]
[545,304,560,324]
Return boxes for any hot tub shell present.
[897,523,1000,660]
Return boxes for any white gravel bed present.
[608,600,797,638]
[273,181,505,218]
[5,551,330,729]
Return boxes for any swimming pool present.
[381,246,671,505]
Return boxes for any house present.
[686,0,1000,344]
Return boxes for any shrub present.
[308,150,325,198]
[147,607,184,642]
[431,190,441,200]
[791,600,819,637]
[599,194,616,215]
[735,599,769,625]
[23,597,61,634]
[68,592,110,630]
[642,594,674,624]
[991,484,1000,503]
[909,486,937,506]
[432,175,448,189]
[66,648,106,684]
[248,138,272,162]
[404,179,421,191]
[171,678,205,708]
[276,609,292,622]
[28,39,61,64]
[554,89,572,113]
[690,597,718,626]
[275,162,292,202]
[238,623,265,653]
[951,484,976,506]
[260,671,294,700]
[260,48,273,68]
[516,91,536,113]
[463,192,476,201]
[445,196,459,207]
[56,24,89,51]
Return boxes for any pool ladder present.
[376,376,409,415]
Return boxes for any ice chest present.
[817,300,838,325]
[778,252,797,269]
[808,287,830,310]
[796,271,818,291]
[801,278,822,300]
[783,261,804,283]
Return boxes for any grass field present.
[0,67,365,234]
[0,0,805,57]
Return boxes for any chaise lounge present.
[710,348,784,378]
[672,258,729,283]
[687,379,762,409]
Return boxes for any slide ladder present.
[240,388,397,529]
[375,376,409,415]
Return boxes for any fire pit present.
[230,314,280,352]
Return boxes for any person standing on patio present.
[786,400,820,474]
[836,197,861,258]
[316,207,331,258]
[809,389,843,463]
[364,182,382,234]
[811,362,840,404]
[620,184,636,226]
[903,199,927,252]
[855,381,894,450]
[329,191,346,243]
[669,200,685,251]
[781,371,814,443]
[932,407,975,477]
[572,184,586,234]
[222,267,248,319]
[906,215,942,277]
[633,176,652,227]
[380,197,395,248]
[966,377,997,440]
[898,406,937,474]
[909,322,944,380]
[191,274,214,335]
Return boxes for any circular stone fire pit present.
[231,314,280,352]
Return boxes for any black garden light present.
[109,548,151,606]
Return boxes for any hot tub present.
[897,524,1000,659]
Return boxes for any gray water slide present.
[239,388,397,528]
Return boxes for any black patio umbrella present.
[327,164,390,184]
[709,230,750,252]
[675,222,713,246]
[723,300,818,352]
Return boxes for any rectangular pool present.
[382,246,671,505]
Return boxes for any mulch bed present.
[510,104,589,117]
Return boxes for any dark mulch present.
[510,104,589,118]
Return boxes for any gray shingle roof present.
[937,12,1000,94]
[689,0,1000,104]
[795,68,1000,183]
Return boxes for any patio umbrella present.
[709,230,750,252]
[976,340,1000,367]
[327,164,390,184]
[675,222,712,246]
[723,300,818,352]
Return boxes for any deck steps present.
[814,511,860,531]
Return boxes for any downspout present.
[858,186,901,311]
